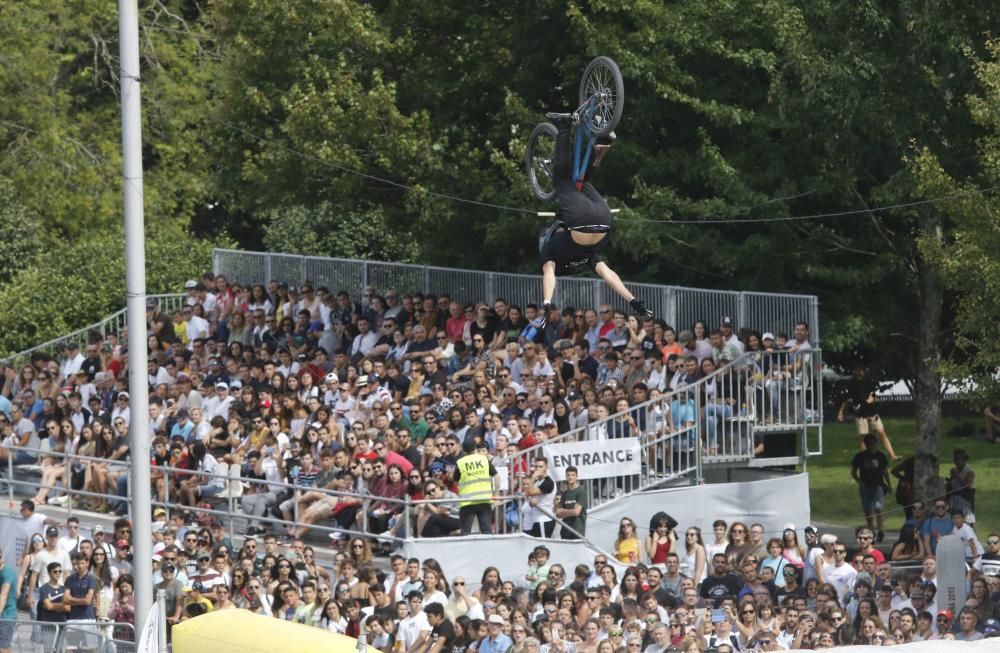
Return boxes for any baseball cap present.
[762,332,775,341]
[153,507,167,518]
[567,392,581,401]
[325,372,339,384]
[189,580,206,593]
[116,539,130,547]
[721,316,733,326]
[184,280,197,289]
[45,526,59,538]
[804,525,817,534]
[356,375,368,387]
[488,615,505,625]
[215,382,228,390]
[783,522,796,532]
[937,610,953,620]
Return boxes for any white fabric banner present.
[542,439,641,481]
[405,473,810,585]
[135,600,159,653]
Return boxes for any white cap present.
[325,372,339,384]
[783,522,796,532]
[215,382,229,390]
[488,615,505,625]
[762,332,775,341]
[184,280,197,289]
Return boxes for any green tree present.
[0,177,42,285]
[262,203,420,262]
[0,226,218,356]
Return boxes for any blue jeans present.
[704,403,733,449]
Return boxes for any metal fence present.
[0,617,137,653]
[0,294,187,367]
[212,249,821,343]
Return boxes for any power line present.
[218,120,1000,225]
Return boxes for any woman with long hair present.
[320,598,348,633]
[683,527,708,583]
[615,517,643,564]
[32,420,72,504]
[781,527,806,569]
[348,537,373,567]
[109,574,136,642]
[644,515,676,566]
[734,599,758,647]
[890,524,926,561]
[227,310,251,347]
[231,568,253,609]
[617,568,642,603]
[90,546,117,622]
[725,522,753,568]
[971,577,994,621]
[452,615,475,653]
[852,597,878,632]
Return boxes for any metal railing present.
[212,249,821,343]
[507,348,824,512]
[0,617,137,653]
[0,294,187,366]
[1,444,529,543]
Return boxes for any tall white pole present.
[119,0,153,623]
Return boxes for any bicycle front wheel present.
[578,56,624,138]
[526,122,558,202]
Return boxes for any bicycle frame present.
[571,95,602,186]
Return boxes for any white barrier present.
[403,473,810,584]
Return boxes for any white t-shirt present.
[397,612,431,651]
[823,562,857,604]
[32,546,72,586]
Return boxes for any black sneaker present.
[630,298,654,319]
[876,529,884,543]
[546,112,575,128]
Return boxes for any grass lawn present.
[806,416,999,533]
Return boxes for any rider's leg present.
[593,261,635,302]
[542,261,557,305]
[550,119,574,182]
[594,261,654,318]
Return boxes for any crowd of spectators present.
[1,275,815,542]
[5,498,1000,651]
[0,273,996,650]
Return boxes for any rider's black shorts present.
[539,224,611,276]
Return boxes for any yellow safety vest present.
[456,453,493,507]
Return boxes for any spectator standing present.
[837,364,899,460]
[0,549,16,653]
[555,466,587,539]
[850,434,891,541]
[523,459,556,538]
[37,561,70,651]
[64,552,98,651]
[921,498,954,556]
[454,440,497,535]
[823,543,857,605]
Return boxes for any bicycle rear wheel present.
[526,122,558,202]
[577,56,624,138]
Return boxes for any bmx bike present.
[526,56,625,202]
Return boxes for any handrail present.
[0,293,186,365]
[3,444,526,541]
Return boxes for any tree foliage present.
[262,203,420,262]
[0,226,219,356]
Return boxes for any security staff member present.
[454,440,498,535]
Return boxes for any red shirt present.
[446,316,469,343]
